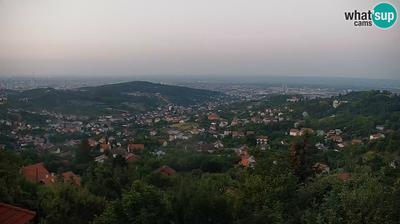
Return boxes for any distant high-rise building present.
[282,83,288,94]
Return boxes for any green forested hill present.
[81,81,221,105]
[2,81,222,114]
[287,91,400,136]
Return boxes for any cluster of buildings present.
[0,91,394,176]
[21,162,81,186]
[289,125,387,151]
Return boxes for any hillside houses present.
[256,136,269,145]
[21,163,80,186]
[290,129,300,136]
[370,133,385,141]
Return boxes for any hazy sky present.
[0,0,399,79]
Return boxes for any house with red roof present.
[207,113,219,121]
[125,153,140,162]
[238,151,256,168]
[127,144,145,153]
[21,163,81,186]
[155,165,176,176]
[0,202,36,224]
[61,171,81,186]
[21,163,55,185]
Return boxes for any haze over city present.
[2,1,400,223]
[1,0,399,80]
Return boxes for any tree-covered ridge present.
[2,81,222,115]
[81,81,222,106]
[287,91,400,136]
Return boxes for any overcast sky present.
[0,0,399,79]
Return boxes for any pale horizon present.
[1,0,399,80]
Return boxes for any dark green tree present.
[38,183,105,224]
[94,180,172,224]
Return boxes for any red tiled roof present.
[207,113,219,121]
[155,165,176,176]
[239,151,250,167]
[125,153,140,162]
[337,172,351,182]
[40,175,56,185]
[62,171,81,186]
[21,163,50,184]
[128,144,144,152]
[0,203,36,224]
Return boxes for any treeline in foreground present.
[1,135,400,224]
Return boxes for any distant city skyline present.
[1,0,399,80]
